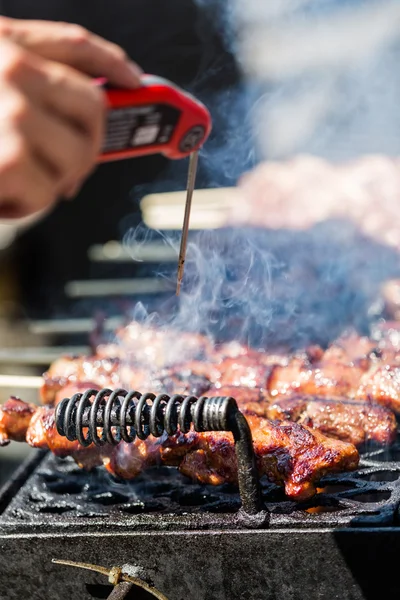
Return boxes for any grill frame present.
[2,443,400,533]
[1,445,400,599]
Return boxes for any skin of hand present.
[0,17,143,219]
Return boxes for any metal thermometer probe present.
[96,75,211,293]
[176,150,199,295]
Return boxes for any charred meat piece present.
[211,341,289,366]
[49,367,213,407]
[41,355,122,405]
[0,397,37,446]
[205,385,267,417]
[114,322,213,368]
[267,357,364,399]
[266,395,397,447]
[0,398,359,502]
[111,415,359,501]
[320,331,376,369]
[356,364,400,413]
[150,369,212,397]
[218,356,273,392]
[267,358,400,414]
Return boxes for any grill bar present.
[88,241,177,263]
[0,374,43,388]
[65,278,172,298]
[29,318,124,335]
[0,347,89,365]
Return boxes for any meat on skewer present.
[0,397,359,502]
[267,357,400,414]
[265,395,397,447]
[202,386,397,447]
[40,325,288,406]
[41,324,400,416]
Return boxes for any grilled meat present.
[320,331,376,368]
[267,357,400,414]
[0,397,36,446]
[155,416,359,502]
[207,386,267,417]
[212,382,397,447]
[266,395,397,447]
[0,397,359,501]
[113,322,213,368]
[267,359,363,399]
[262,329,400,414]
[356,364,400,412]
[41,322,400,416]
[233,155,400,249]
[217,356,272,392]
[41,355,123,405]
[50,379,397,450]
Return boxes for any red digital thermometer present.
[97,75,212,162]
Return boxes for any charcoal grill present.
[2,431,400,599]
[2,239,400,599]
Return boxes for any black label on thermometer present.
[103,104,181,152]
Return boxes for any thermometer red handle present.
[97,75,212,162]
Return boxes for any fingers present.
[15,57,106,150]
[0,16,142,88]
[0,38,106,218]
[20,102,99,187]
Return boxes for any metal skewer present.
[176,150,199,295]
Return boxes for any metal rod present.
[65,278,171,298]
[0,347,89,365]
[176,150,199,295]
[52,559,111,578]
[52,560,169,600]
[0,375,43,388]
[29,318,123,335]
[88,242,177,264]
[230,412,263,515]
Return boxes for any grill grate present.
[2,437,400,532]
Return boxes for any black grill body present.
[1,447,400,599]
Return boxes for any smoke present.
[117,0,400,362]
[121,221,400,354]
[234,0,400,159]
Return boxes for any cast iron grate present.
[2,437,400,532]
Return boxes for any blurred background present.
[1,0,400,485]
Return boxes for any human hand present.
[0,17,142,219]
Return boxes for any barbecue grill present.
[2,231,400,599]
[1,426,400,599]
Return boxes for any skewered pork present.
[40,323,400,420]
[267,354,400,413]
[232,155,400,250]
[6,322,400,502]
[0,397,359,502]
[265,395,397,447]
[203,385,397,447]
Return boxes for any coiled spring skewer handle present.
[55,389,262,515]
